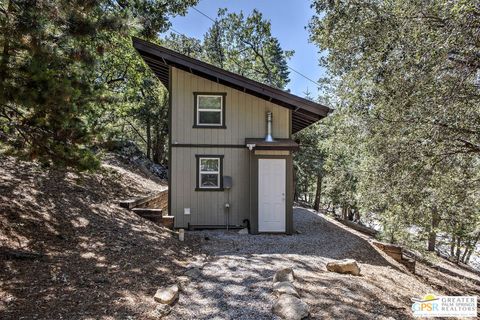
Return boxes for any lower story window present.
[196,155,224,191]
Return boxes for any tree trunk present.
[455,236,461,264]
[463,232,479,264]
[461,244,470,263]
[348,207,354,221]
[0,0,12,100]
[450,233,456,257]
[304,181,309,203]
[152,122,161,164]
[427,208,440,251]
[146,117,151,160]
[354,208,360,222]
[313,173,322,211]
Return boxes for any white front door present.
[258,158,286,232]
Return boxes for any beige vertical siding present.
[171,147,250,227]
[170,67,291,228]
[171,68,290,145]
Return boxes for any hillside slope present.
[0,154,196,320]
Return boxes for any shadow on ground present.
[168,208,478,320]
[164,209,416,319]
[0,155,195,320]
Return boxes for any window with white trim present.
[195,94,224,127]
[196,156,223,190]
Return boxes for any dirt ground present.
[0,154,200,320]
[167,208,480,320]
[1,154,478,319]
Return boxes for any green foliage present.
[92,35,169,164]
[209,9,293,89]
[162,8,293,90]
[308,0,480,261]
[163,33,203,59]
[293,123,324,202]
[0,0,197,169]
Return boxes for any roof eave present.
[132,37,332,132]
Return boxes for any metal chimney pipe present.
[265,111,274,142]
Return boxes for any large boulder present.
[273,281,299,298]
[326,259,361,276]
[154,284,179,305]
[272,294,309,320]
[273,267,295,283]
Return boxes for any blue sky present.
[166,0,325,97]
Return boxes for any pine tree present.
[203,21,226,68]
[264,38,292,89]
[0,0,197,169]
[200,9,293,90]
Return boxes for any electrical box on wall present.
[184,208,191,215]
[223,176,233,189]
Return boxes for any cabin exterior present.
[133,38,330,234]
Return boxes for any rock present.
[272,294,309,320]
[184,267,202,279]
[273,281,299,298]
[152,304,172,318]
[154,284,179,305]
[238,228,249,235]
[273,267,295,283]
[186,261,204,269]
[102,140,168,179]
[326,259,361,276]
[176,276,190,291]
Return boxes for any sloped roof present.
[132,37,331,133]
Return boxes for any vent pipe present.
[265,111,274,142]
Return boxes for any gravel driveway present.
[165,208,436,320]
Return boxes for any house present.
[133,37,330,234]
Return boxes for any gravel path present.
[165,208,448,320]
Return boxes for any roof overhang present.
[132,37,331,133]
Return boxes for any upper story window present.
[193,93,226,128]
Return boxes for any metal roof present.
[133,37,331,133]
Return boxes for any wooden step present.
[132,208,163,221]
[131,208,175,229]
[161,216,174,229]
[132,208,163,214]
[119,191,166,209]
